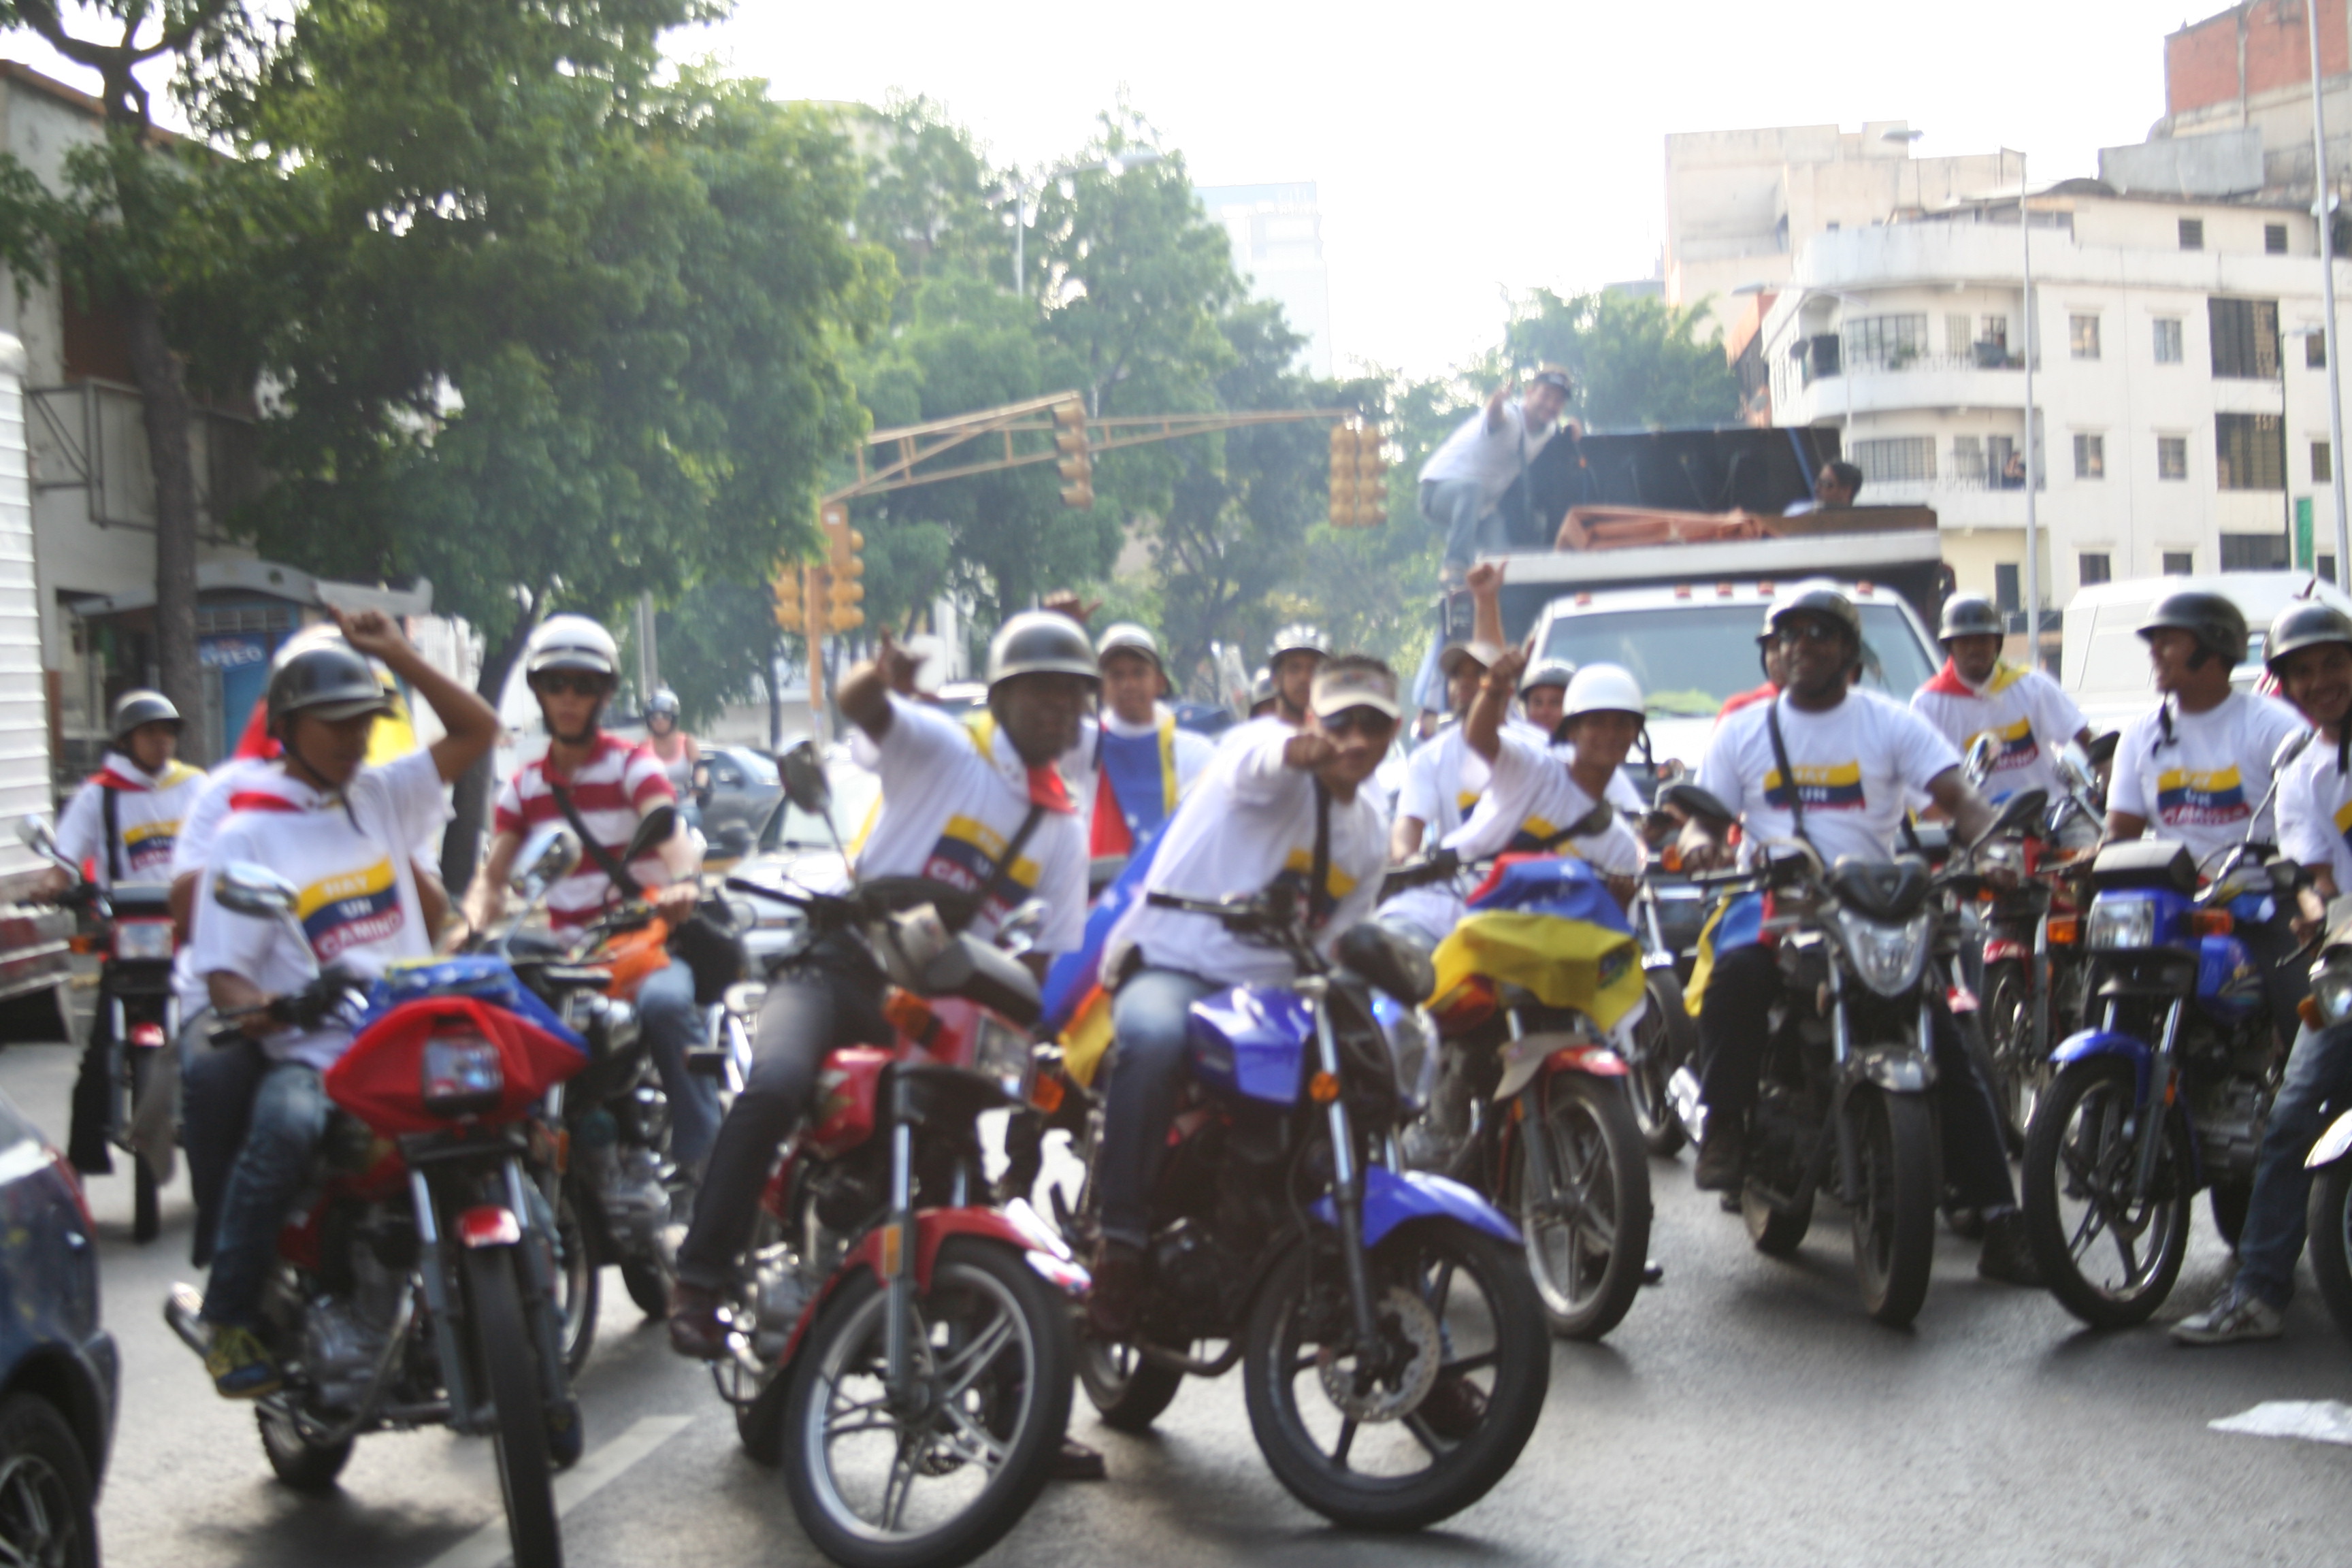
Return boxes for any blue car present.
[0,1089,116,1567]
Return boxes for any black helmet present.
[1766,579,1862,644]
[1938,592,2004,642]
[267,644,391,736]
[2138,589,2248,667]
[987,612,1101,691]
[109,689,181,743]
[2265,601,2352,674]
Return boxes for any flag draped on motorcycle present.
[1429,858,1647,1031]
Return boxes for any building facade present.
[1757,185,2341,620]
[1194,182,1333,377]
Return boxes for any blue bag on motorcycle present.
[359,955,587,1053]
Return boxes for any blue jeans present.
[1097,970,1218,1250]
[1420,478,1511,574]
[636,962,721,1175]
[2233,1021,2352,1307]
[203,1061,329,1328]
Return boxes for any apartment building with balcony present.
[1756,182,2341,623]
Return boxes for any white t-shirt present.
[1399,725,1490,845]
[1418,402,1563,512]
[853,696,1087,955]
[191,751,451,1070]
[2278,734,2352,892]
[1213,712,1298,757]
[54,753,206,887]
[2109,692,2310,867]
[1104,726,1390,988]
[1450,734,1644,877]
[1909,662,2087,804]
[1697,689,1961,866]
[168,756,282,1015]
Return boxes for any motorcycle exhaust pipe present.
[163,1284,210,1357]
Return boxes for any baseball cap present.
[1437,639,1504,680]
[1310,662,1401,722]
[1529,366,1573,396]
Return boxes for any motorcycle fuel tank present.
[2195,933,2264,1022]
[1188,986,1313,1105]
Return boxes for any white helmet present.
[1563,663,1645,723]
[525,614,619,680]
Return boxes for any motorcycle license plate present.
[114,919,174,961]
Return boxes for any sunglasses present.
[1320,708,1396,736]
[1774,621,1846,647]
[532,672,612,697]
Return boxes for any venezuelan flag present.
[1682,889,1768,1017]
[1429,857,1646,1032]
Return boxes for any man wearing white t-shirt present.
[1088,657,1402,1338]
[2178,602,2352,1344]
[193,610,497,1397]
[1910,592,2092,815]
[1418,368,1577,578]
[1677,583,2040,1282]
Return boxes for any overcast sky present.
[7,0,2253,379]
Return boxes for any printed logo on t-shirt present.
[1763,761,1867,812]
[122,818,179,877]
[297,859,404,962]
[1271,847,1358,928]
[1971,717,2039,773]
[1454,790,1480,813]
[2155,766,2249,826]
[1506,813,1561,854]
[920,814,1041,904]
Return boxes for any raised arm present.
[330,605,497,785]
[1467,559,1506,651]
[838,632,920,742]
[1466,645,1525,764]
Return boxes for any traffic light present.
[772,564,804,630]
[823,504,865,632]
[1328,424,1360,527]
[1352,423,1388,527]
[1054,399,1093,509]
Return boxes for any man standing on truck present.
[1418,368,1578,581]
[1911,592,2093,824]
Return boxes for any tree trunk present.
[120,291,206,762]
[767,632,783,751]
[440,617,535,895]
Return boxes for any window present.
[2070,314,2102,360]
[2325,554,2340,583]
[2074,433,2105,478]
[1946,313,1972,355]
[1953,435,1984,483]
[2180,218,2205,250]
[1850,436,1936,484]
[2310,331,2329,368]
[2163,552,2195,575]
[1842,314,1929,371]
[2221,533,2290,571]
[1980,315,2008,351]
[2158,436,2189,480]
[2268,223,2289,255]
[2210,297,2283,378]
[2318,440,2334,483]
[2079,553,2112,587]
[1989,434,2024,487]
[1994,564,2021,612]
[2217,412,2287,489]
[2153,318,2184,363]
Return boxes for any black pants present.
[182,1030,266,1267]
[1698,943,2017,1211]
[67,1000,114,1175]
[674,947,889,1292]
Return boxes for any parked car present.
[0,1088,116,1567]
[695,745,783,861]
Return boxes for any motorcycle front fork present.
[1303,981,1385,1363]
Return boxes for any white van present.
[2060,570,2352,732]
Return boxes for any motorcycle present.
[2018,732,2310,1328]
[1620,784,1713,1157]
[164,828,593,1568]
[1389,840,1654,1341]
[1066,881,1550,1531]
[19,815,178,1241]
[704,740,1081,1568]
[2298,897,2352,1346]
[1674,783,2048,1326]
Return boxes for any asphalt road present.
[13,1033,2352,1568]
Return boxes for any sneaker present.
[205,1324,282,1399]
[1975,1209,2042,1288]
[1693,1128,1746,1192]
[2171,1284,2285,1345]
[667,1281,730,1360]
[1085,1241,1146,1342]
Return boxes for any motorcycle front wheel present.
[2021,1057,2193,1328]
[461,1246,562,1568]
[781,1238,1073,1568]
[1847,1086,1936,1328]
[2306,1158,2352,1345]
[1242,1221,1548,1531]
[1979,960,2040,1148]
[1628,971,1697,1156]
[1513,1072,1650,1341]
[554,1186,600,1378]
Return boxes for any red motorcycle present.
[167,842,594,1568]
[711,744,1082,1568]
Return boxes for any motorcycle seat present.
[1827,857,1930,923]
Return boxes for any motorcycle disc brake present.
[1316,1286,1441,1423]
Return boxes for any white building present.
[1757,182,2343,626]
[1194,182,1333,377]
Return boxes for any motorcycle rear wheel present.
[1742,1181,1813,1257]
[1242,1222,1548,1531]
[461,1247,562,1568]
[1077,1338,1184,1432]
[2021,1057,2193,1328]
[555,1186,599,1378]
[1848,1087,1936,1328]
[1514,1073,1650,1341]
[781,1239,1073,1568]
[1628,972,1696,1157]
[257,1397,354,1493]
[2304,1158,2352,1346]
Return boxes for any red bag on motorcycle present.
[324,996,587,1136]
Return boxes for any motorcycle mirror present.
[213,861,301,919]
[778,739,832,817]
[2085,730,2120,770]
[510,826,580,898]
[996,897,1047,956]
[14,815,52,856]
[1970,788,2048,853]
[623,804,679,864]
[1660,782,1736,826]
[1963,733,1999,787]
[2053,740,2095,794]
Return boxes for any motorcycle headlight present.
[970,1012,1036,1101]
[1831,908,1932,997]
[421,1032,504,1117]
[112,918,175,961]
[2312,962,2352,1028]
[2085,897,2158,953]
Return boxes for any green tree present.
[653,578,777,730]
[1501,287,1742,431]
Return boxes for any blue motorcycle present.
[1066,884,1549,1531]
[2019,822,2302,1327]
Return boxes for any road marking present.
[2209,1400,2352,1446]
[423,1414,696,1568]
